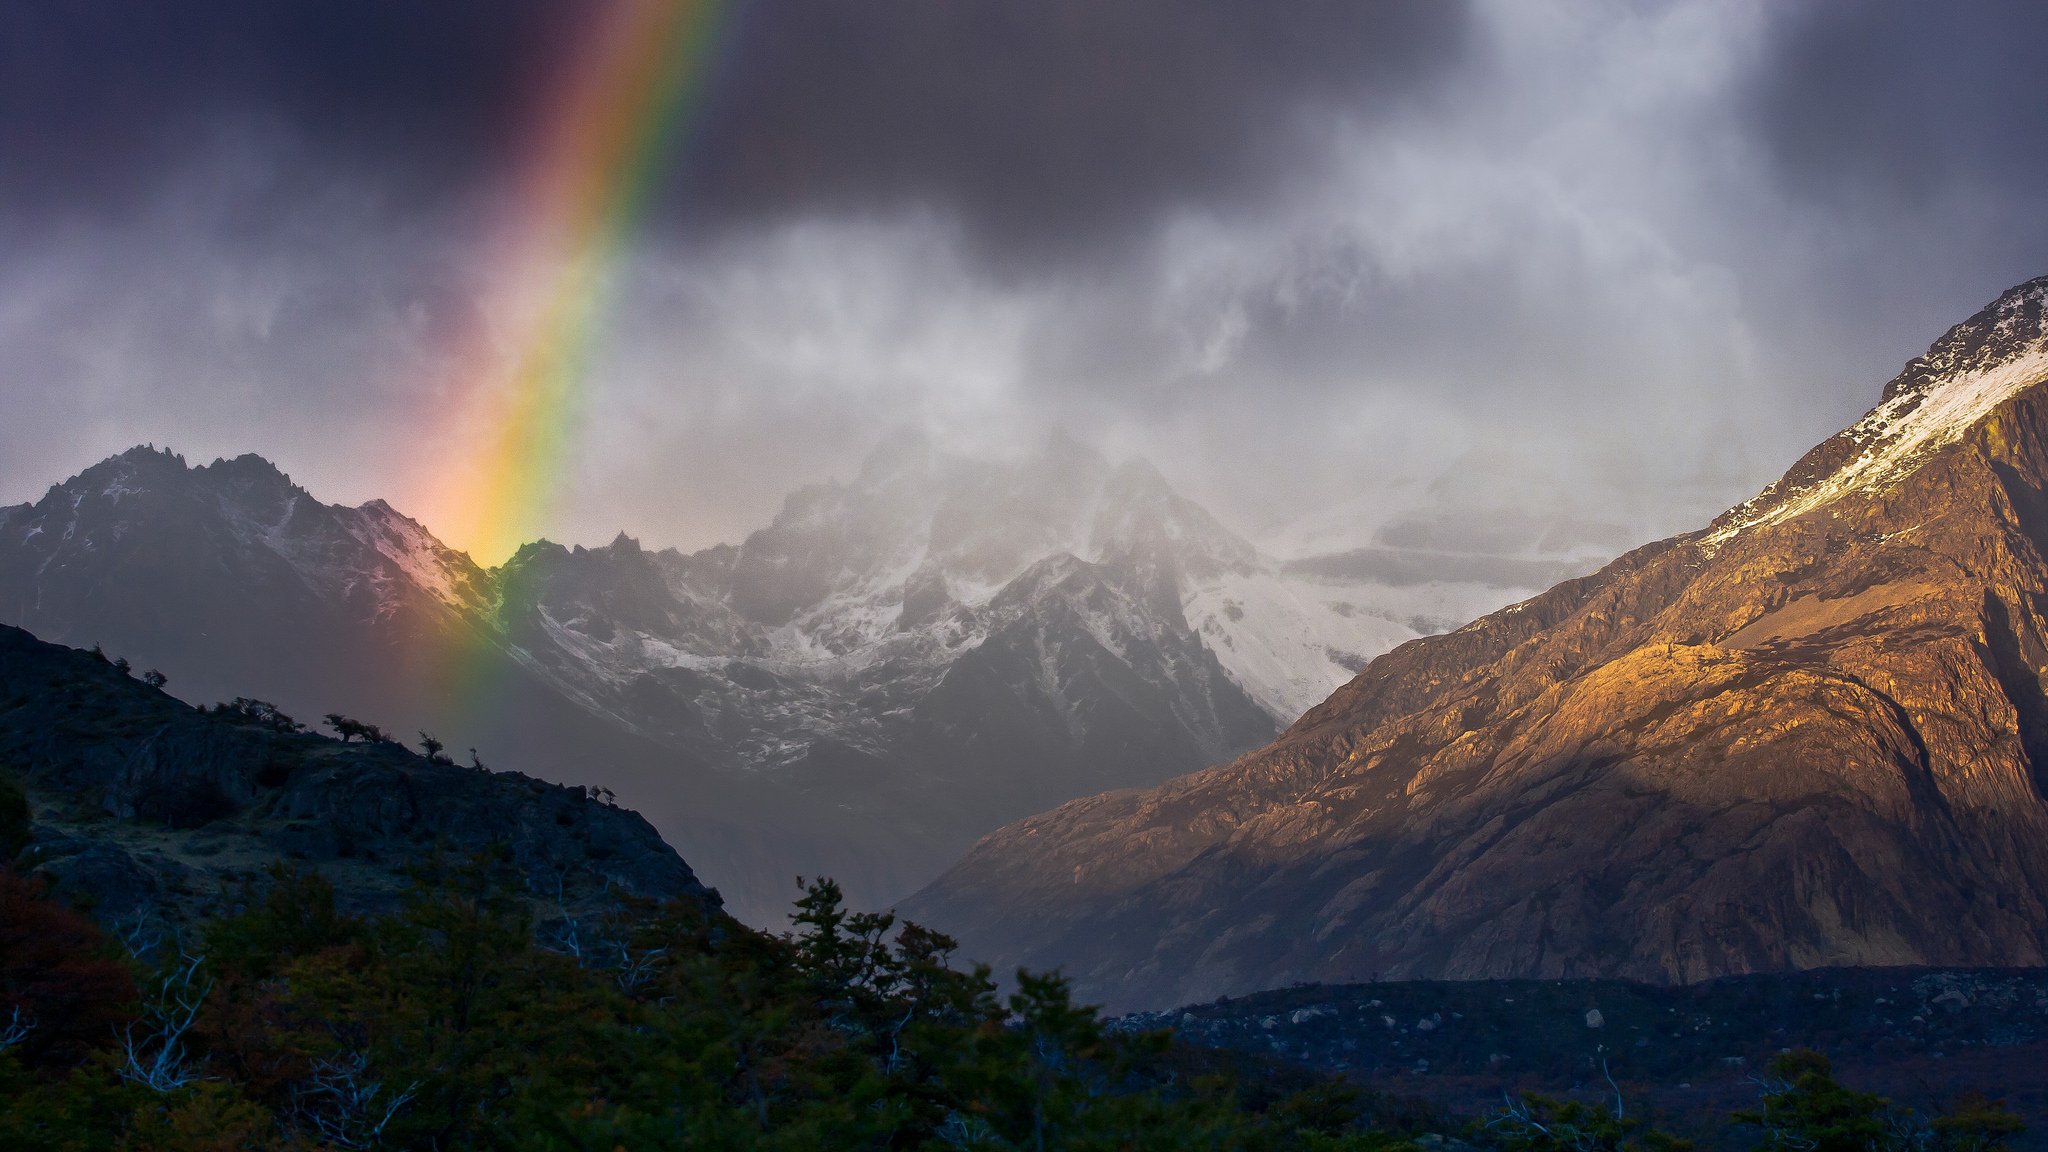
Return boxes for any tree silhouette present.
[417,732,452,766]
[207,698,304,733]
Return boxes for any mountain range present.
[0,430,1557,923]
[8,275,2048,1031]
[902,276,2048,1010]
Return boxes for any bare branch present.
[292,1050,421,1150]
[116,951,212,1092]
[0,1004,34,1050]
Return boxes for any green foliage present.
[202,864,360,981]
[1738,1049,1891,1152]
[0,873,2030,1152]
[1931,1093,2028,1152]
[1734,1049,2027,1152]
[1486,1091,1691,1152]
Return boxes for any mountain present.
[485,437,1285,913]
[0,431,1494,923]
[901,276,2048,1011]
[0,624,719,929]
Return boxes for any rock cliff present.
[903,277,2048,1011]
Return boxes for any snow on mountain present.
[501,432,1518,736]
[1183,571,1412,721]
[1707,277,2048,550]
[343,499,493,614]
[1238,468,1639,717]
[0,447,490,630]
[900,274,2048,1011]
[0,430,1576,914]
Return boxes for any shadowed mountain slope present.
[902,277,2048,1011]
[0,624,720,929]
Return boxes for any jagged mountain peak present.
[904,279,2048,1010]
[200,450,298,483]
[1092,459,1261,582]
[1885,274,2048,402]
[35,447,317,528]
[1708,276,2048,548]
[105,443,189,472]
[20,445,499,621]
[724,430,1230,627]
[502,538,572,569]
[353,497,451,543]
[990,551,1100,601]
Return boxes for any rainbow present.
[429,0,732,568]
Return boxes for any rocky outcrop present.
[902,277,2048,1011]
[0,624,719,928]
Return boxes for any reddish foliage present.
[0,868,137,1067]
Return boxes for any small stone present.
[1585,1008,1605,1029]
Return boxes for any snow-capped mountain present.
[489,430,1503,762]
[903,276,2048,1011]
[0,448,489,707]
[0,430,1499,922]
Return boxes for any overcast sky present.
[3,0,2045,562]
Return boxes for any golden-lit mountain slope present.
[904,278,2048,1011]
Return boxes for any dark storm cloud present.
[680,0,1470,265]
[3,1,2046,565]
[1737,0,2048,371]
[1747,0,2048,211]
[0,1,1470,265]
[0,2,581,216]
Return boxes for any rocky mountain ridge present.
[0,430,1548,922]
[0,623,719,930]
[902,275,2048,1011]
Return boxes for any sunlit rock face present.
[904,277,2048,1012]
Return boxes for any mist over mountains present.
[905,276,2048,1010]
[0,428,1573,924]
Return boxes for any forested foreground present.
[0,850,2033,1152]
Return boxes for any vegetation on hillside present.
[0,842,2029,1152]
[0,853,1418,1151]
